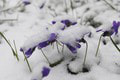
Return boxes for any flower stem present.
[22,52,32,72]
[103,0,118,11]
[62,44,64,53]
[95,34,103,57]
[40,49,51,65]
[56,42,60,54]
[110,36,120,52]
[13,40,19,61]
[83,40,88,66]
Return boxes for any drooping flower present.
[20,33,57,58]
[38,33,57,49]
[97,21,120,37]
[42,67,50,77]
[61,19,77,27]
[20,47,36,58]
[65,43,77,53]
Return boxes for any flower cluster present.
[20,16,90,58]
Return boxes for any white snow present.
[0,0,120,80]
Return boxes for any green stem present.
[83,40,88,66]
[95,34,103,57]
[22,52,32,72]
[110,36,120,52]
[13,40,19,61]
[40,49,51,65]
[0,32,19,61]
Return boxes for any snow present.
[0,0,120,80]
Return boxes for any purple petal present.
[48,33,57,41]
[112,21,120,35]
[75,43,81,48]
[38,41,49,49]
[61,19,77,27]
[23,0,31,5]
[24,47,36,58]
[42,67,50,77]
[20,48,24,52]
[96,29,103,32]
[66,44,77,53]
[52,21,56,24]
[61,20,71,27]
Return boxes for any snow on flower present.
[20,15,90,57]
[97,21,120,37]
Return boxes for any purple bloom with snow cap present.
[23,0,31,5]
[20,47,36,58]
[61,19,77,27]
[51,19,77,30]
[97,21,120,37]
[20,33,57,58]
[64,42,81,54]
[38,33,57,49]
[66,44,77,53]
[38,41,49,49]
[42,67,50,77]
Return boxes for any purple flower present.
[75,43,81,48]
[38,41,50,49]
[97,21,120,37]
[23,0,31,5]
[38,33,57,49]
[48,33,57,42]
[112,21,120,35]
[42,67,50,77]
[61,19,77,27]
[52,21,56,24]
[20,47,36,58]
[66,44,77,53]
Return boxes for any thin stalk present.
[103,0,118,11]
[22,52,32,72]
[13,40,19,61]
[0,32,19,61]
[110,36,120,52]
[95,34,103,57]
[83,40,88,66]
[40,49,51,65]
[56,42,60,54]
[52,43,54,49]
[62,44,64,53]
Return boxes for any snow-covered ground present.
[0,0,120,80]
